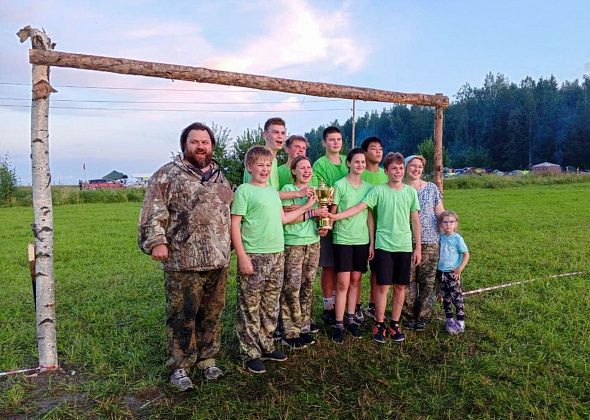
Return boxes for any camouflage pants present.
[438,271,465,320]
[402,243,439,322]
[164,268,227,372]
[281,242,320,339]
[236,252,284,361]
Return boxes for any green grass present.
[1,184,589,417]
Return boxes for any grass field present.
[1,184,589,418]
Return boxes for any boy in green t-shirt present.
[329,152,421,344]
[312,126,348,325]
[231,146,316,374]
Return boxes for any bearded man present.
[139,122,233,391]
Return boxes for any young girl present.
[437,210,470,334]
[280,156,327,349]
[330,148,374,343]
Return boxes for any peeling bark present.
[434,107,444,193]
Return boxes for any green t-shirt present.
[312,155,348,187]
[280,184,320,246]
[242,158,279,190]
[231,183,284,253]
[361,167,388,185]
[278,163,293,190]
[332,178,372,245]
[362,184,420,252]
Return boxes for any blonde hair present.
[245,146,272,169]
[407,155,426,167]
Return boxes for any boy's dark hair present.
[383,152,405,170]
[360,136,383,152]
[245,145,273,169]
[290,155,312,171]
[264,117,286,131]
[322,126,341,140]
[180,122,215,153]
[346,147,365,164]
[286,135,309,148]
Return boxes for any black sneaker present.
[322,309,336,325]
[261,350,288,362]
[331,326,345,344]
[345,321,362,338]
[388,324,406,343]
[309,321,320,334]
[402,319,416,330]
[364,305,377,321]
[414,319,426,331]
[300,333,316,346]
[372,324,387,344]
[245,358,266,374]
[282,337,307,350]
[272,329,283,341]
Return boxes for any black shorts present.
[374,249,412,286]
[333,244,369,273]
[319,235,334,268]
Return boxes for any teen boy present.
[329,152,421,344]
[312,126,348,324]
[231,146,316,374]
[278,135,310,189]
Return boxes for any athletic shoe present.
[372,324,387,344]
[354,306,364,324]
[455,320,465,333]
[202,366,224,381]
[364,306,377,322]
[322,309,336,325]
[309,321,320,334]
[245,358,266,374]
[282,337,307,350]
[331,325,345,344]
[272,329,283,342]
[261,350,288,362]
[300,332,316,346]
[345,321,362,338]
[169,368,194,392]
[401,319,416,330]
[414,319,426,331]
[446,319,459,334]
[388,324,406,343]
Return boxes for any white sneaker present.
[455,320,465,333]
[169,368,194,391]
[445,319,459,335]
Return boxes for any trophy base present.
[318,219,333,230]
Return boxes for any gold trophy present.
[315,179,334,230]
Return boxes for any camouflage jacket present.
[138,156,233,271]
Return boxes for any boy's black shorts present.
[374,249,412,285]
[333,244,369,273]
[319,235,334,268]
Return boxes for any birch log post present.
[18,26,58,370]
[433,106,445,193]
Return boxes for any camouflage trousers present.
[236,252,284,361]
[437,271,465,320]
[164,268,227,372]
[281,242,320,339]
[402,243,439,322]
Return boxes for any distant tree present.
[226,127,265,187]
[416,137,450,174]
[0,154,18,204]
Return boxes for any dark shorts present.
[333,244,369,273]
[319,235,334,268]
[374,249,412,286]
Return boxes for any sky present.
[1,0,589,184]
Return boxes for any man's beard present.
[185,149,212,169]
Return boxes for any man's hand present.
[151,244,169,261]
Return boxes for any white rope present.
[464,271,584,296]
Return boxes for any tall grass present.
[1,184,589,417]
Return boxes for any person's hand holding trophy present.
[315,179,334,230]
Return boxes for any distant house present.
[531,162,561,174]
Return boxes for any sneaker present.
[345,321,362,338]
[354,306,364,324]
[309,319,320,334]
[446,319,459,334]
[388,324,406,343]
[169,368,194,392]
[364,306,377,321]
[331,325,345,343]
[282,337,307,350]
[272,329,283,342]
[322,309,336,326]
[401,319,416,330]
[261,350,288,362]
[455,320,465,333]
[202,366,224,381]
[245,358,266,374]
[372,324,387,344]
[300,332,316,346]
[414,319,426,331]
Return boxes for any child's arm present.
[279,186,315,201]
[282,195,317,224]
[230,214,254,275]
[328,202,368,222]
[367,209,375,261]
[452,251,470,281]
[410,210,422,266]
